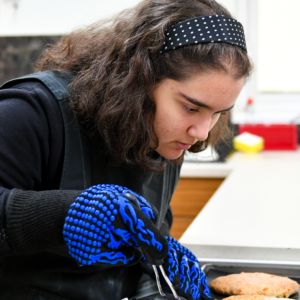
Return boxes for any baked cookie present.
[223,295,282,300]
[209,272,299,298]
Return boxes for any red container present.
[238,124,298,150]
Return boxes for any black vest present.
[0,71,182,300]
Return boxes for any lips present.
[175,141,192,150]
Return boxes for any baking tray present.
[199,258,300,300]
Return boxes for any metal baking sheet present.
[199,259,300,300]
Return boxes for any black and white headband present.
[161,15,247,53]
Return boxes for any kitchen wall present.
[0,0,239,84]
[0,36,60,85]
[1,0,300,126]
[0,0,142,37]
[0,0,142,83]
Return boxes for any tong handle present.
[123,193,180,299]
[158,265,181,300]
[151,265,181,300]
[143,250,164,266]
[123,193,164,267]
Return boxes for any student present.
[0,0,252,299]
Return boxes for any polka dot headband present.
[161,15,247,53]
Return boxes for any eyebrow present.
[179,92,235,113]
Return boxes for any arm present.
[0,82,168,264]
[0,188,82,256]
[0,81,77,255]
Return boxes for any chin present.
[159,150,184,160]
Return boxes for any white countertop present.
[179,149,300,254]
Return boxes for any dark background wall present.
[0,36,61,85]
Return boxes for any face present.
[151,69,245,160]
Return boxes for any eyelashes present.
[183,105,199,113]
[183,104,231,115]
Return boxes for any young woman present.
[0,0,252,299]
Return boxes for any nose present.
[187,116,212,142]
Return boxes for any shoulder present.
[0,77,64,189]
[0,70,74,116]
[0,78,62,127]
[1,78,58,107]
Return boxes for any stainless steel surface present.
[199,258,300,300]
[182,244,300,262]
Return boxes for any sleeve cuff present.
[5,189,82,255]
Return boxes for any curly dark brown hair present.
[35,0,252,172]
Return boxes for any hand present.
[142,237,212,300]
[63,184,168,266]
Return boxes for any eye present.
[215,110,230,116]
[183,105,199,113]
[221,110,231,115]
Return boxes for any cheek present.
[155,109,182,137]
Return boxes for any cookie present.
[209,272,299,298]
[223,295,281,300]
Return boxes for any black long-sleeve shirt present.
[0,80,84,255]
[0,79,173,256]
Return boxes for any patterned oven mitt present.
[63,184,168,266]
[141,237,212,300]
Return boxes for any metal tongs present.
[123,193,182,300]
[151,263,182,300]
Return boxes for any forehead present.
[159,70,245,110]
